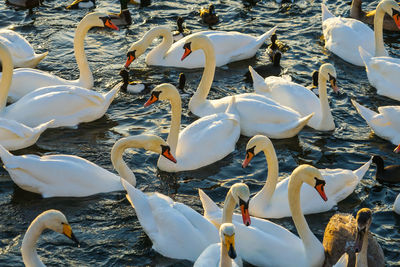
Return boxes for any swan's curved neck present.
[189,38,216,110]
[317,72,333,128]
[356,227,369,267]
[350,0,362,18]
[111,139,140,186]
[252,144,279,205]
[166,94,182,155]
[142,27,173,63]
[220,242,232,267]
[222,190,236,224]
[288,174,321,254]
[21,218,46,267]
[74,17,95,88]
[374,5,388,57]
[0,46,13,111]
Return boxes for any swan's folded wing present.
[0,30,35,59]
[378,106,400,132]
[66,87,105,105]
[194,243,221,267]
[0,118,31,138]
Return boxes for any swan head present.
[36,210,79,245]
[319,63,338,93]
[230,183,251,226]
[220,223,237,259]
[181,35,212,61]
[82,13,119,31]
[355,208,372,253]
[292,164,328,201]
[377,0,400,29]
[140,135,177,163]
[144,83,179,107]
[242,135,272,168]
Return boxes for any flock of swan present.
[1,0,400,266]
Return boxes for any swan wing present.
[0,118,32,138]
[0,30,35,60]
[377,106,400,132]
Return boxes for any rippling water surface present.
[1,0,400,266]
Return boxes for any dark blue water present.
[1,0,400,266]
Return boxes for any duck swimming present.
[200,4,219,26]
[109,0,132,26]
[172,17,191,42]
[66,0,95,9]
[372,155,400,184]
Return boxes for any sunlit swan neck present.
[356,225,369,267]
[318,70,333,129]
[165,87,182,155]
[374,2,388,57]
[111,137,155,186]
[288,168,320,255]
[0,43,13,111]
[188,36,216,111]
[222,189,235,224]
[21,215,47,267]
[141,27,173,63]
[252,140,278,206]
[74,14,100,89]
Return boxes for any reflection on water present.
[1,0,400,266]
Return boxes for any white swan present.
[0,118,53,151]
[124,26,276,69]
[143,83,240,172]
[394,193,400,214]
[249,63,338,131]
[121,180,251,262]
[199,164,328,267]
[181,35,313,138]
[0,38,119,128]
[22,210,79,267]
[0,134,176,197]
[0,29,48,68]
[352,99,400,145]
[321,0,400,66]
[241,135,372,218]
[359,46,400,101]
[2,13,119,103]
[194,223,242,267]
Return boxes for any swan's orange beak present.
[161,146,177,163]
[125,51,136,68]
[181,47,192,61]
[144,92,159,107]
[314,178,328,201]
[105,20,119,31]
[62,223,79,245]
[394,144,400,153]
[242,150,254,168]
[393,10,400,30]
[239,198,251,226]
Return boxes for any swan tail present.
[321,3,334,21]
[249,66,269,93]
[198,189,220,217]
[358,46,372,66]
[353,157,372,182]
[351,99,377,123]
[121,178,159,235]
[24,51,48,68]
[0,145,15,168]
[256,26,277,45]
[33,119,55,133]
[225,96,240,122]
[298,112,314,129]
[104,84,121,103]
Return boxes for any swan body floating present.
[194,223,242,267]
[22,210,79,267]
[321,0,400,66]
[241,135,371,218]
[359,46,400,101]
[0,118,53,151]
[122,180,251,262]
[181,34,313,138]
[124,26,276,69]
[249,63,338,131]
[323,208,384,266]
[2,13,119,103]
[199,164,328,267]
[109,0,132,26]
[66,0,95,9]
[352,99,400,146]
[0,29,47,68]
[144,83,240,172]
[0,134,175,197]
[350,0,400,31]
